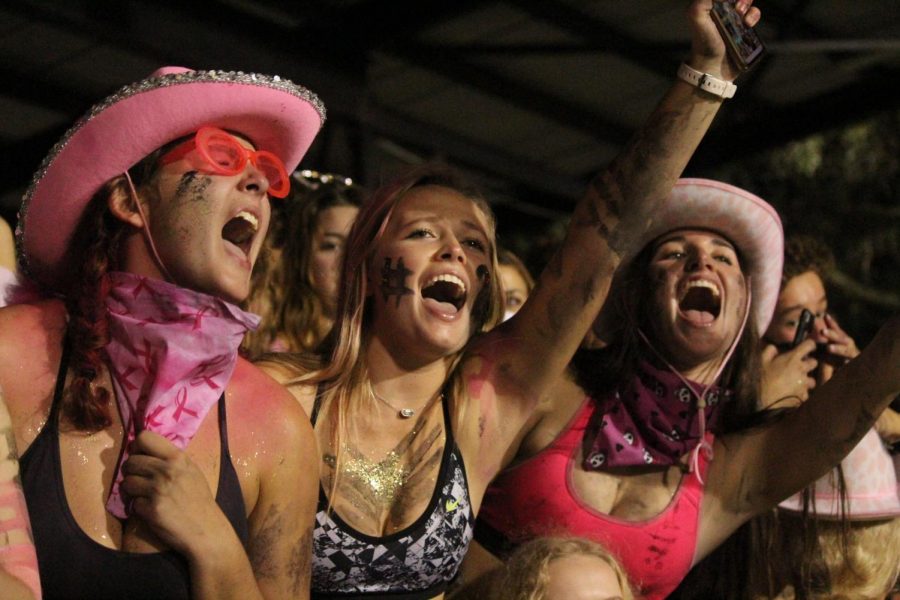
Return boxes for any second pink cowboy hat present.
[17,66,326,290]
[779,428,900,520]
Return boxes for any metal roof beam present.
[388,43,631,146]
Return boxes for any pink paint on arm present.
[0,484,42,599]
[465,354,495,399]
[464,356,510,480]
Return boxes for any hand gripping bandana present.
[583,361,732,470]
[103,272,259,518]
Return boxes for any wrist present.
[677,63,736,99]
[684,55,727,80]
[180,508,237,565]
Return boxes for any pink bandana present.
[583,361,731,470]
[103,272,259,518]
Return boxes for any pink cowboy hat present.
[779,428,900,520]
[17,66,326,290]
[594,178,784,340]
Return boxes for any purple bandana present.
[103,272,259,518]
[583,360,731,470]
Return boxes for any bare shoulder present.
[0,299,66,358]
[255,357,303,384]
[255,356,318,417]
[227,357,313,447]
[0,300,67,439]
[226,358,319,519]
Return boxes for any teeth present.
[236,210,259,232]
[426,273,466,293]
[682,280,719,298]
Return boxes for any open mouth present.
[678,280,720,324]
[421,274,467,313]
[221,210,259,257]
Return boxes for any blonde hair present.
[269,164,502,502]
[771,513,900,599]
[814,517,900,599]
[490,537,634,600]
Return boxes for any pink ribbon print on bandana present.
[104,272,259,518]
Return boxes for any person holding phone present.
[762,233,899,439]
[753,235,900,599]
[761,235,861,407]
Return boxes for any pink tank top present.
[477,399,711,600]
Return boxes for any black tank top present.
[19,343,249,600]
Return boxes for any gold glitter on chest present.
[338,447,410,505]
[321,391,445,514]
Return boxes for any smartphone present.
[711,0,766,71]
[790,308,814,349]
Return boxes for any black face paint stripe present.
[476,265,490,281]
[380,257,414,306]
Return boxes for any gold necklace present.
[368,381,441,419]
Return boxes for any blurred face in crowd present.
[499,263,530,321]
[545,554,626,600]
[309,204,359,312]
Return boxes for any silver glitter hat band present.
[17,67,326,288]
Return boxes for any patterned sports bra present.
[310,389,474,599]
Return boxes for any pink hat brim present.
[18,67,325,290]
[779,428,900,520]
[594,178,783,340]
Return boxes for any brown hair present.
[668,234,852,600]
[577,235,793,600]
[572,239,764,434]
[782,235,836,287]
[60,146,168,431]
[241,177,366,357]
[489,536,634,600]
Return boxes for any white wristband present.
[677,63,736,99]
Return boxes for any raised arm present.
[702,314,900,551]
[0,387,40,600]
[465,1,760,444]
